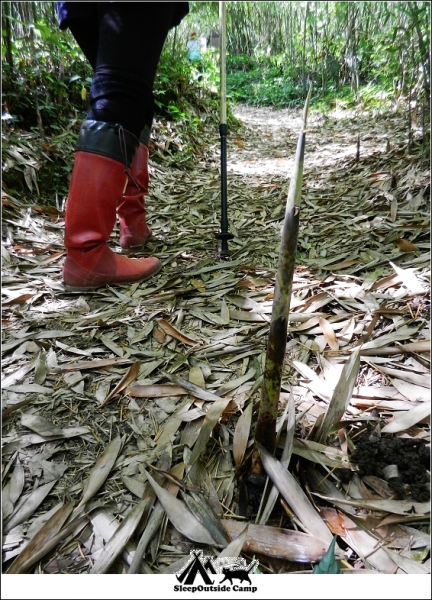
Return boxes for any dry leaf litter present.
[1,102,430,575]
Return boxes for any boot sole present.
[63,262,162,293]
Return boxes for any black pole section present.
[217,123,234,257]
[216,2,233,258]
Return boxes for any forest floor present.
[1,100,430,585]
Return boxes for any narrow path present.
[230,103,406,179]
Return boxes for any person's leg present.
[63,3,182,288]
[117,124,153,253]
[67,9,154,253]
[67,20,99,70]
[88,2,179,137]
[89,2,179,252]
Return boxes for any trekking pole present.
[216,1,234,257]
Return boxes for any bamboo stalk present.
[255,87,312,454]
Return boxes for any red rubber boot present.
[117,127,152,253]
[62,120,161,292]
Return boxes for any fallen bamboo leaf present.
[389,378,430,402]
[2,293,34,306]
[381,400,431,433]
[217,368,256,395]
[216,524,249,559]
[100,361,141,407]
[258,443,333,544]
[359,340,431,356]
[3,480,57,534]
[315,348,361,443]
[315,494,430,516]
[155,399,193,447]
[2,398,35,421]
[9,460,25,505]
[2,427,90,455]
[259,393,295,525]
[6,383,53,394]
[357,325,421,351]
[364,361,430,388]
[292,438,350,469]
[163,373,225,402]
[318,317,339,350]
[144,471,218,546]
[21,413,64,437]
[394,239,419,253]
[233,401,253,467]
[90,499,148,574]
[148,464,195,493]
[188,364,206,388]
[52,357,133,372]
[1,357,38,389]
[322,507,407,573]
[128,462,183,574]
[157,319,202,346]
[126,384,187,397]
[78,436,123,508]
[306,468,357,516]
[2,331,74,354]
[188,396,232,467]
[91,508,139,567]
[7,502,75,574]
[121,475,146,499]
[389,261,425,294]
[181,491,229,547]
[187,460,224,518]
[9,513,88,574]
[384,547,430,574]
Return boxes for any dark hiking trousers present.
[61,2,188,137]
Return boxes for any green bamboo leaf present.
[312,536,342,574]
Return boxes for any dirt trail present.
[229,103,395,179]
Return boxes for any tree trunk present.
[2,2,14,68]
[302,1,310,95]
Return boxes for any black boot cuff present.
[76,120,139,168]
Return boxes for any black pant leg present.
[87,2,182,137]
